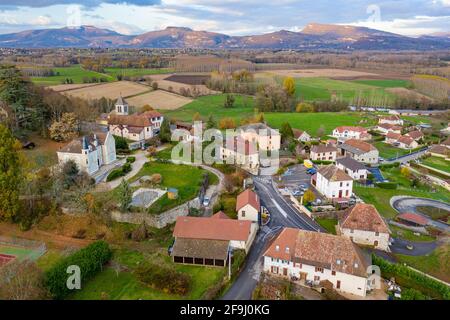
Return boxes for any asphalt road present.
[222,177,322,300]
[383,147,429,164]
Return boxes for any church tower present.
[115,95,129,115]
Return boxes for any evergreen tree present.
[118,179,132,212]
[280,122,294,141]
[206,115,216,129]
[159,118,172,143]
[0,124,22,220]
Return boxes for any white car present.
[203,197,210,207]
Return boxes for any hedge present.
[44,241,112,299]
[372,255,450,300]
[378,162,400,169]
[107,169,125,182]
[311,160,333,165]
[126,156,136,164]
[376,182,398,189]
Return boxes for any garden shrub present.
[114,135,129,150]
[372,255,450,300]
[126,156,136,164]
[312,160,333,165]
[44,241,112,299]
[135,262,192,295]
[106,169,124,182]
[122,163,132,174]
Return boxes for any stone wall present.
[111,197,201,228]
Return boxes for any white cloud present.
[31,15,51,25]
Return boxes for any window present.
[315,267,324,273]
[241,210,246,217]
[332,271,336,276]
[375,232,379,236]
[275,245,280,252]
[340,182,343,187]
[350,229,354,234]
[314,276,320,281]
[285,247,290,254]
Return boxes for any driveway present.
[391,196,450,233]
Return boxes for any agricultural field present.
[144,74,219,96]
[30,65,114,86]
[266,68,379,79]
[48,83,100,92]
[62,81,150,100]
[352,79,411,88]
[126,90,193,110]
[420,156,450,173]
[104,67,174,79]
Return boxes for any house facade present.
[376,123,402,135]
[57,132,117,175]
[312,165,353,200]
[310,144,338,161]
[378,115,404,126]
[219,136,260,174]
[336,157,367,180]
[263,228,373,297]
[338,204,391,251]
[338,139,379,164]
[293,129,311,142]
[107,97,163,144]
[238,123,281,151]
[236,189,260,225]
[332,126,371,141]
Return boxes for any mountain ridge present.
[0,23,449,50]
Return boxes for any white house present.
[220,136,260,174]
[236,189,260,225]
[385,132,402,144]
[263,228,373,297]
[405,130,424,142]
[312,165,353,200]
[378,115,403,126]
[338,204,391,252]
[57,132,117,176]
[293,129,311,142]
[108,96,163,144]
[397,136,419,149]
[332,126,371,141]
[376,123,402,135]
[338,139,379,164]
[336,157,368,180]
[310,144,338,162]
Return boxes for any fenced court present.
[0,236,47,265]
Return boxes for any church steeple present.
[115,94,129,115]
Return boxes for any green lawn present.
[374,141,415,159]
[69,249,225,300]
[380,167,430,191]
[352,79,411,88]
[294,77,397,104]
[36,250,63,271]
[395,245,450,283]
[315,218,337,234]
[129,161,218,214]
[354,185,450,219]
[421,156,450,173]
[104,67,174,79]
[31,65,115,85]
[389,225,435,242]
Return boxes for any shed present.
[397,212,428,227]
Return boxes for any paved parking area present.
[277,164,323,200]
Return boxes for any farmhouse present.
[332,126,371,141]
[338,139,379,164]
[238,123,281,151]
[107,96,164,144]
[338,204,391,251]
[236,189,260,225]
[378,115,403,126]
[385,132,402,144]
[263,228,373,297]
[336,157,368,180]
[396,136,419,149]
[405,130,424,141]
[57,132,117,176]
[311,165,353,200]
[220,136,259,174]
[293,129,311,142]
[310,144,338,162]
[171,214,257,266]
[376,123,402,135]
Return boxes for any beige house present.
[397,136,419,149]
[238,123,281,151]
[263,228,373,297]
[312,165,353,200]
[338,204,391,252]
[220,136,260,174]
[332,126,372,141]
[310,144,338,161]
[338,139,379,164]
[378,115,404,126]
[336,157,368,180]
[236,189,260,225]
[376,123,402,135]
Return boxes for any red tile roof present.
[344,139,377,153]
[211,211,230,219]
[264,228,370,277]
[173,216,252,242]
[398,136,415,146]
[386,131,401,140]
[406,130,424,140]
[318,165,353,182]
[397,213,428,226]
[334,126,368,133]
[340,204,390,234]
[236,189,260,212]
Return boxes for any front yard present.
[315,218,337,234]
[128,161,218,214]
[373,141,418,159]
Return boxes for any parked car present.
[203,197,210,207]
[292,190,304,197]
[406,244,414,251]
[299,184,307,191]
[306,168,317,175]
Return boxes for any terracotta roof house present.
[171,215,257,266]
[263,228,373,297]
[405,130,424,141]
[338,204,391,251]
[220,136,260,174]
[397,212,428,227]
[211,211,230,219]
[385,131,402,144]
[338,139,379,164]
[293,129,311,142]
[236,189,260,224]
[310,144,338,162]
[332,126,372,141]
[378,115,403,126]
[312,165,353,200]
[397,136,419,149]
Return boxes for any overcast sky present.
[0,0,450,36]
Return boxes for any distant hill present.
[0,23,449,50]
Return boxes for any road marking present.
[271,199,287,218]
